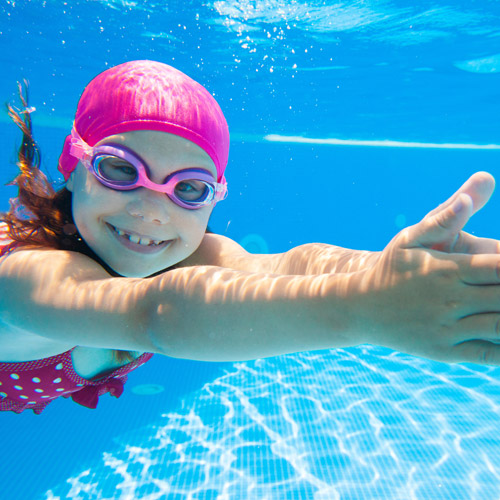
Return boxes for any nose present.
[125,190,171,225]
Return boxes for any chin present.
[109,259,177,278]
[112,266,160,278]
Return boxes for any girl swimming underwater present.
[2,60,500,414]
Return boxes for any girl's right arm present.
[2,221,500,366]
[0,247,359,359]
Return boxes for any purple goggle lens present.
[69,132,227,210]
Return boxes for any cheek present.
[175,209,211,246]
[72,171,121,212]
[71,182,119,235]
[70,199,97,245]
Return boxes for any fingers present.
[456,253,500,285]
[455,313,500,343]
[451,232,500,255]
[443,315,500,366]
[403,193,473,249]
[452,339,500,366]
[425,171,495,219]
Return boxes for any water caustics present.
[44,346,500,500]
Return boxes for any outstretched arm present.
[184,234,379,275]
[2,172,500,365]
[0,248,363,360]
[2,200,500,365]
[187,171,498,275]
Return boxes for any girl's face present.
[67,130,217,277]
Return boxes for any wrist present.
[316,272,370,349]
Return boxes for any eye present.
[94,155,138,183]
[174,180,210,202]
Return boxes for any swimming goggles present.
[68,129,228,210]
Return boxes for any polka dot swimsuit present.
[0,223,154,414]
[0,348,154,414]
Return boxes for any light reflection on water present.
[44,345,500,499]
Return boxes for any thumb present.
[404,193,474,250]
[425,171,495,219]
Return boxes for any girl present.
[1,60,500,415]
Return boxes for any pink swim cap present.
[58,60,229,182]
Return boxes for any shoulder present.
[180,233,248,267]
[180,233,282,273]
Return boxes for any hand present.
[352,172,500,365]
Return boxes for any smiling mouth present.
[106,223,171,250]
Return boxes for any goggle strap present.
[215,183,228,201]
[69,128,94,163]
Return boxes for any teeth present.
[111,225,164,246]
[138,236,153,246]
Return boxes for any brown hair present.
[1,82,135,363]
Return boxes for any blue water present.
[2,1,500,499]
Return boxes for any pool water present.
[1,1,500,499]
[42,347,500,499]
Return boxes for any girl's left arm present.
[183,234,379,275]
[185,171,499,275]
